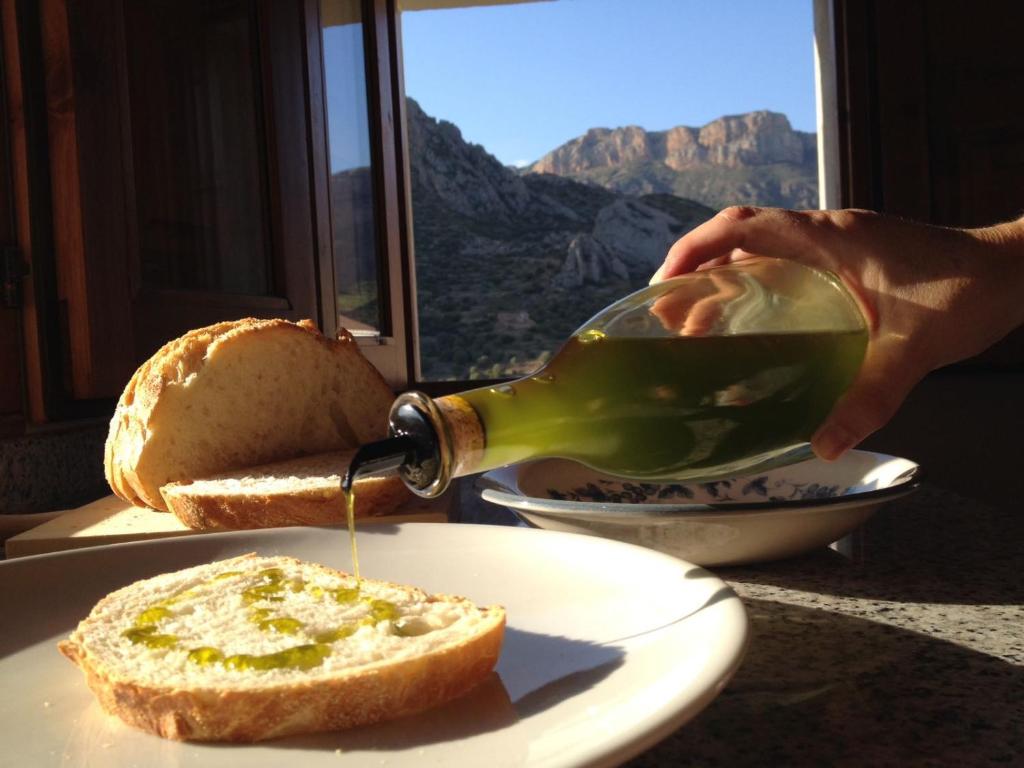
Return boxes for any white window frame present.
[389,0,843,390]
[814,0,841,210]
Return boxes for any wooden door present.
[836,0,1024,368]
[42,0,326,400]
[0,2,26,435]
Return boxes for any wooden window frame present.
[2,0,425,427]
[40,0,335,403]
[1,0,67,431]
[308,0,412,389]
[0,0,26,436]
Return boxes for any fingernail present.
[649,266,664,285]
[812,425,855,461]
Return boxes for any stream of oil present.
[345,487,360,581]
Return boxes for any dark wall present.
[838,0,1024,507]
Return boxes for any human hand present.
[651,206,1024,460]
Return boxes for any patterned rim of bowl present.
[476,450,923,520]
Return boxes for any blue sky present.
[326,0,816,170]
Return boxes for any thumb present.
[810,338,924,460]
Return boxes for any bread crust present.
[106,320,275,508]
[59,602,504,742]
[58,555,505,742]
[161,472,411,530]
[105,319,394,512]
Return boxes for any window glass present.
[400,0,818,381]
[321,0,382,334]
[124,0,272,296]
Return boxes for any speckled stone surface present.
[0,425,108,514]
[460,483,1024,767]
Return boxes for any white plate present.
[0,523,747,768]
[478,450,921,567]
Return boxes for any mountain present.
[402,98,715,380]
[332,102,814,380]
[526,111,818,210]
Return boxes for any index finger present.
[651,206,823,283]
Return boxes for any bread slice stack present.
[161,450,410,530]
[59,554,506,741]
[104,319,409,528]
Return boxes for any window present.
[321,0,382,335]
[5,0,831,422]
[395,0,821,382]
[317,0,412,386]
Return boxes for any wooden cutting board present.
[4,493,450,558]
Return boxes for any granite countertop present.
[462,484,1024,766]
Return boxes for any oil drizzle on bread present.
[121,566,410,672]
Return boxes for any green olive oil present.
[344,488,360,581]
[458,329,867,480]
[123,564,406,672]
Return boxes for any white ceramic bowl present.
[477,450,921,567]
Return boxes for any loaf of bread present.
[59,554,505,741]
[105,319,395,512]
[161,450,409,530]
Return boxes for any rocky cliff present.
[335,101,813,379]
[403,98,715,379]
[527,111,818,209]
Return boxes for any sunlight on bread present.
[104,318,409,526]
[59,554,505,741]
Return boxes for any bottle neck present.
[341,392,448,497]
[384,391,488,498]
[345,389,525,498]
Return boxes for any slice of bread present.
[105,319,394,512]
[160,450,410,530]
[59,554,505,742]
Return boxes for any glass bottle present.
[344,257,867,497]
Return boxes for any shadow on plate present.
[56,630,625,756]
[262,627,625,752]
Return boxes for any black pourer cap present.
[389,401,443,491]
[340,400,442,494]
[340,435,416,493]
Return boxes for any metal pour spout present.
[341,397,444,496]
[340,436,417,494]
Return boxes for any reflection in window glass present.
[400,0,818,381]
[322,0,381,333]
